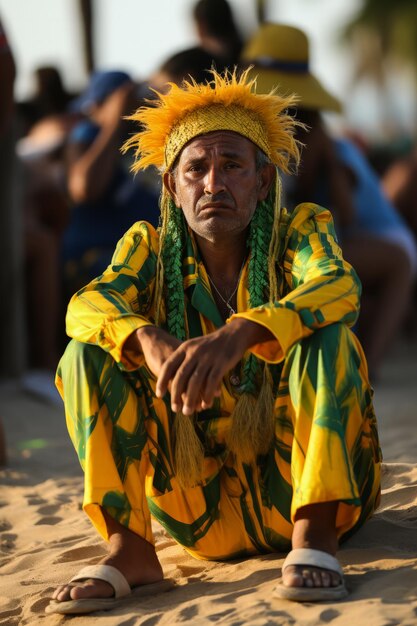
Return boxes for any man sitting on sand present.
[47,70,381,615]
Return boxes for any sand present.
[1,339,417,626]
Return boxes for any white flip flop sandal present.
[274,548,348,602]
[45,564,174,615]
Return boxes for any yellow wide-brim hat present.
[241,23,342,113]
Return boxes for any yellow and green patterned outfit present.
[56,202,381,561]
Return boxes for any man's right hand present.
[124,325,181,381]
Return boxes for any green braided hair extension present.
[156,192,205,487]
[155,191,187,340]
[242,188,276,391]
[249,194,275,304]
[227,180,280,462]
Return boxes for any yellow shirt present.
[66,202,360,370]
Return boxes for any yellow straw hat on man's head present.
[123,69,301,173]
[241,23,342,113]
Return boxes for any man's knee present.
[286,323,361,385]
[58,339,109,381]
[304,322,349,351]
[290,323,351,363]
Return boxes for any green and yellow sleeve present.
[66,221,160,367]
[231,203,361,363]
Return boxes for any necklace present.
[206,258,246,316]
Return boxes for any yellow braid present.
[268,174,284,303]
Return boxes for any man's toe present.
[69,579,114,600]
[283,564,342,589]
[311,569,323,587]
[54,585,73,601]
[282,564,305,587]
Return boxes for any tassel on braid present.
[154,191,169,327]
[173,411,205,488]
[227,184,280,463]
[268,175,284,302]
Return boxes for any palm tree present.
[78,0,95,74]
[255,0,267,24]
[344,0,417,73]
[343,0,417,170]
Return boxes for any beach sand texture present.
[1,339,416,626]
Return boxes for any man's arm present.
[66,221,160,368]
[231,203,361,364]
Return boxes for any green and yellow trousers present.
[56,323,381,560]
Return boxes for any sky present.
[0,0,359,101]
[0,0,415,140]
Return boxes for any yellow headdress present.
[122,68,300,172]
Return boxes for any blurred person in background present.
[148,45,228,93]
[332,137,417,368]
[17,65,75,136]
[19,123,71,372]
[383,149,417,245]
[13,66,80,401]
[383,150,417,333]
[240,23,417,380]
[62,70,160,296]
[192,0,244,69]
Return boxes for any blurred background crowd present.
[1,0,417,418]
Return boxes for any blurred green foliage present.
[344,0,417,64]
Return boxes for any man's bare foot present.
[283,502,342,589]
[52,511,163,602]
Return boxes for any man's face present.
[164,131,274,243]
